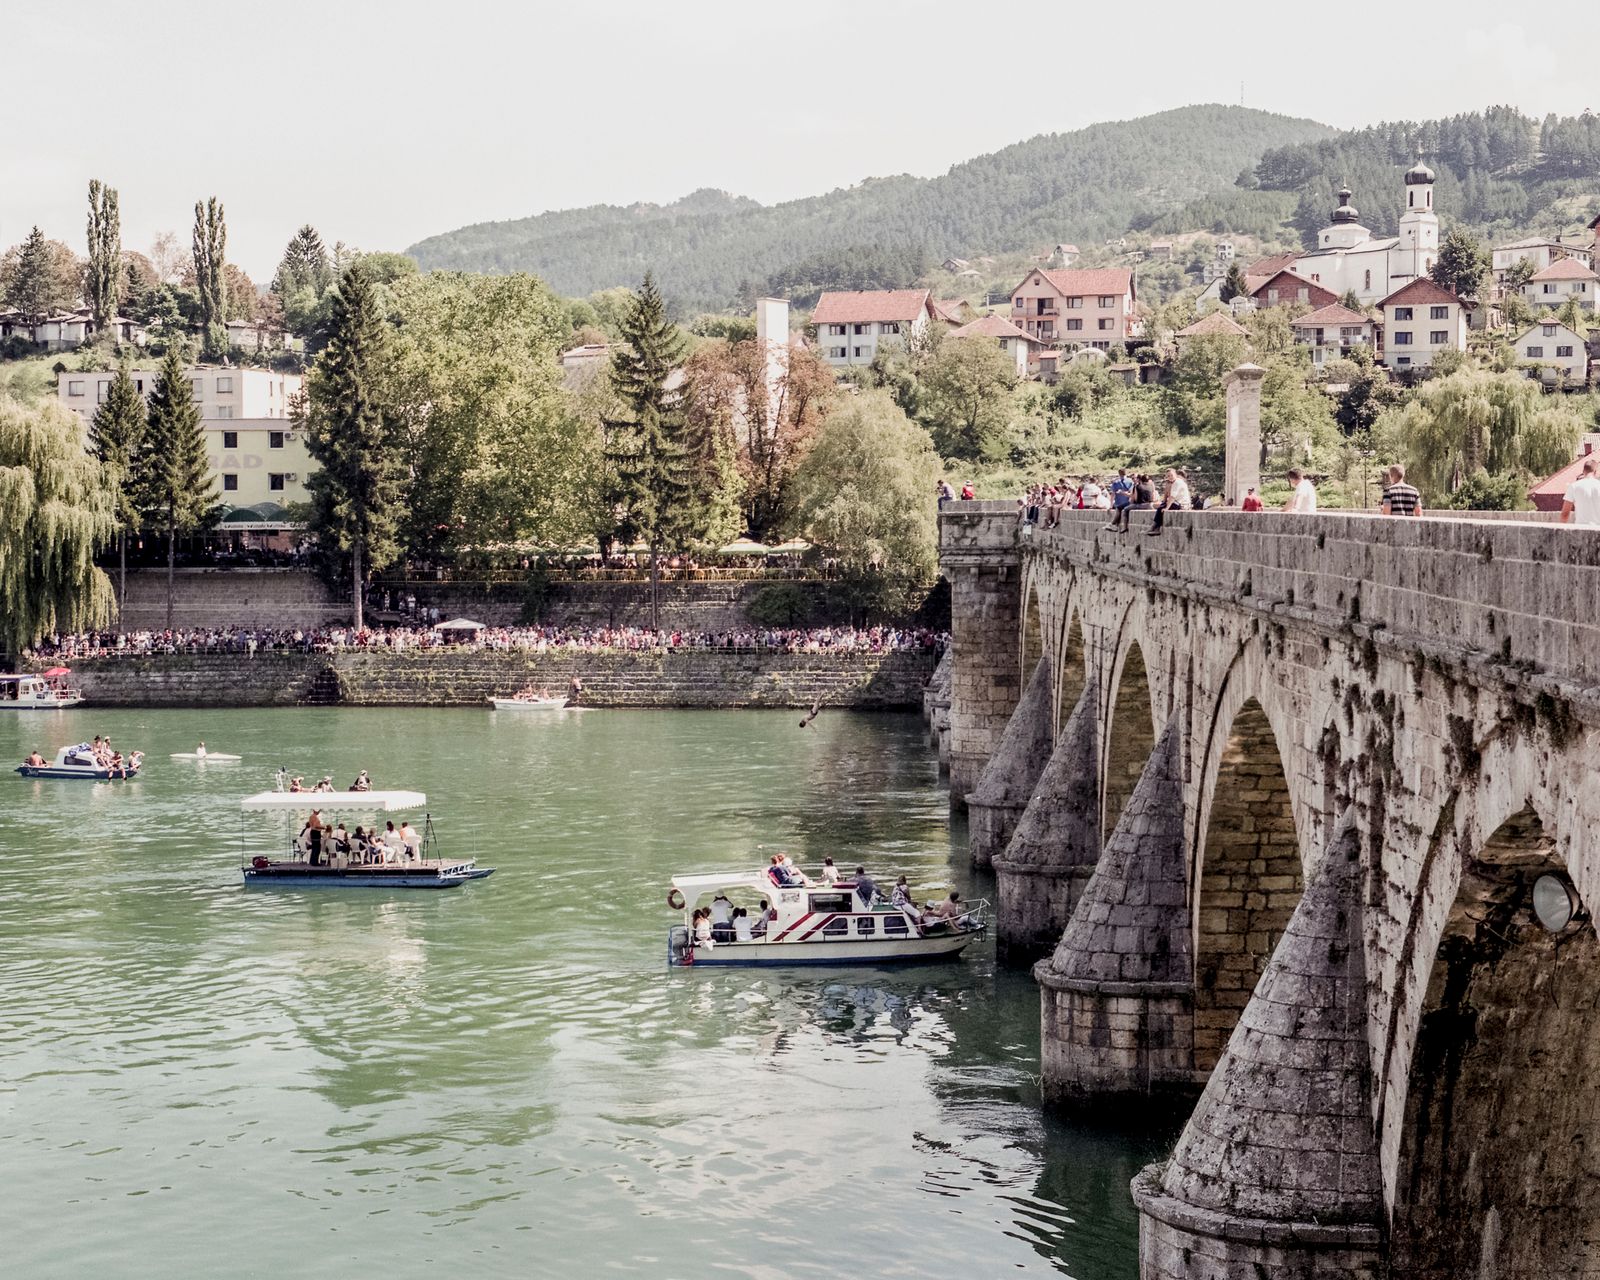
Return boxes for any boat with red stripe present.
[665,868,986,967]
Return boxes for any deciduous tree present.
[919,337,1017,460]
[302,264,404,631]
[192,197,228,358]
[0,397,117,657]
[1430,228,1491,300]
[143,351,218,627]
[88,368,149,612]
[86,180,122,335]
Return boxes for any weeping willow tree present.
[0,396,117,659]
[1376,369,1583,502]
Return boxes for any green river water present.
[0,707,1170,1279]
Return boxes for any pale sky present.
[3,1,1594,281]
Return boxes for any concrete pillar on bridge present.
[1222,363,1265,507]
[993,682,1100,962]
[1035,716,1197,1109]
[966,658,1053,867]
[939,506,1023,806]
[1133,819,1384,1279]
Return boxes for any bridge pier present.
[1133,821,1383,1278]
[993,682,1100,962]
[1034,717,1198,1109]
[938,507,1022,806]
[966,658,1053,867]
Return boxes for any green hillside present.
[406,105,1333,309]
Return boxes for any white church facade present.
[1287,162,1439,307]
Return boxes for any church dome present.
[1405,160,1435,185]
[1330,186,1361,224]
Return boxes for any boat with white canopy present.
[238,789,493,888]
[664,868,986,967]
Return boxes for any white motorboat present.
[489,695,572,711]
[665,870,987,967]
[0,668,83,709]
[17,743,143,781]
[237,789,494,889]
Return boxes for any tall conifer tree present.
[88,367,148,613]
[144,351,217,627]
[603,273,695,630]
[86,180,122,335]
[192,197,228,358]
[302,263,403,631]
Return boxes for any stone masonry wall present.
[58,649,936,709]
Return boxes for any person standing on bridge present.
[1284,468,1318,514]
[1380,464,1422,516]
[1561,456,1600,526]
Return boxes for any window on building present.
[1097,295,1114,307]
[67,380,84,396]
[1543,325,1557,336]
[1065,318,1082,331]
[1429,306,1448,320]
[1091,341,1110,350]
[216,376,233,393]
[852,324,865,335]
[191,378,204,400]
[96,381,110,403]
[852,346,865,358]
[214,405,233,419]
[1545,284,1557,294]
[828,347,846,359]
[1393,332,1413,345]
[828,324,845,336]
[1394,307,1413,321]
[1364,270,1371,291]
[1065,297,1083,309]
[1527,346,1544,358]
[1430,331,1448,344]
[1396,356,1411,366]
[223,474,238,492]
[1578,284,1589,293]
[269,474,286,491]
[879,322,900,335]
[222,430,238,449]
[1013,297,1022,309]
[1558,345,1574,358]
[269,431,285,449]
[1297,288,1309,303]
[1097,318,1113,330]
[1267,289,1280,304]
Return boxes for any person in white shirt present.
[1561,457,1600,525]
[381,821,403,862]
[733,908,753,942]
[709,892,735,941]
[820,857,842,884]
[1284,468,1318,514]
[399,821,421,860]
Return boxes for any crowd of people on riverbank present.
[32,624,946,661]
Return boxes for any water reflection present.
[0,707,1165,1279]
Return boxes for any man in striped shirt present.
[1380,464,1422,516]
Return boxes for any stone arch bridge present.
[938,501,1600,1279]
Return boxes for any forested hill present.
[1246,107,1600,248]
[405,105,1332,309]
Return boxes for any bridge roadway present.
[938,501,1600,1280]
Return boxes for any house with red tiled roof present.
[1288,302,1381,368]
[811,289,935,367]
[1007,267,1138,351]
[1379,278,1465,372]
[1174,310,1249,351]
[1249,269,1338,311]
[951,314,1036,375]
[1520,257,1599,313]
[929,297,976,326]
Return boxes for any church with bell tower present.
[1286,162,1439,306]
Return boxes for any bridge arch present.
[1190,650,1311,1073]
[1101,607,1158,847]
[1020,571,1048,685]
[1054,597,1087,733]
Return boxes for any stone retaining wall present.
[57,649,937,710]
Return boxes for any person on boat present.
[289,775,305,793]
[381,821,403,862]
[820,857,842,884]
[854,866,878,909]
[332,823,351,859]
[709,893,735,942]
[890,877,913,911]
[778,853,810,886]
[768,854,803,888]
[301,810,327,866]
[732,907,753,942]
[313,775,334,793]
[24,749,44,767]
[692,908,714,947]
[110,751,125,777]
[921,892,966,930]
[195,741,207,759]
[399,821,421,860]
[351,826,370,864]
[349,770,371,792]
[752,900,771,938]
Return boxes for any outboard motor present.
[666,925,693,967]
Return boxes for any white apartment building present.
[59,366,302,422]
[812,289,935,367]
[1379,278,1466,372]
[1521,258,1598,313]
[1513,321,1589,384]
[1492,237,1592,282]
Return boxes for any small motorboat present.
[17,743,143,780]
[0,668,83,709]
[489,694,571,711]
[665,870,987,968]
[237,790,494,889]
